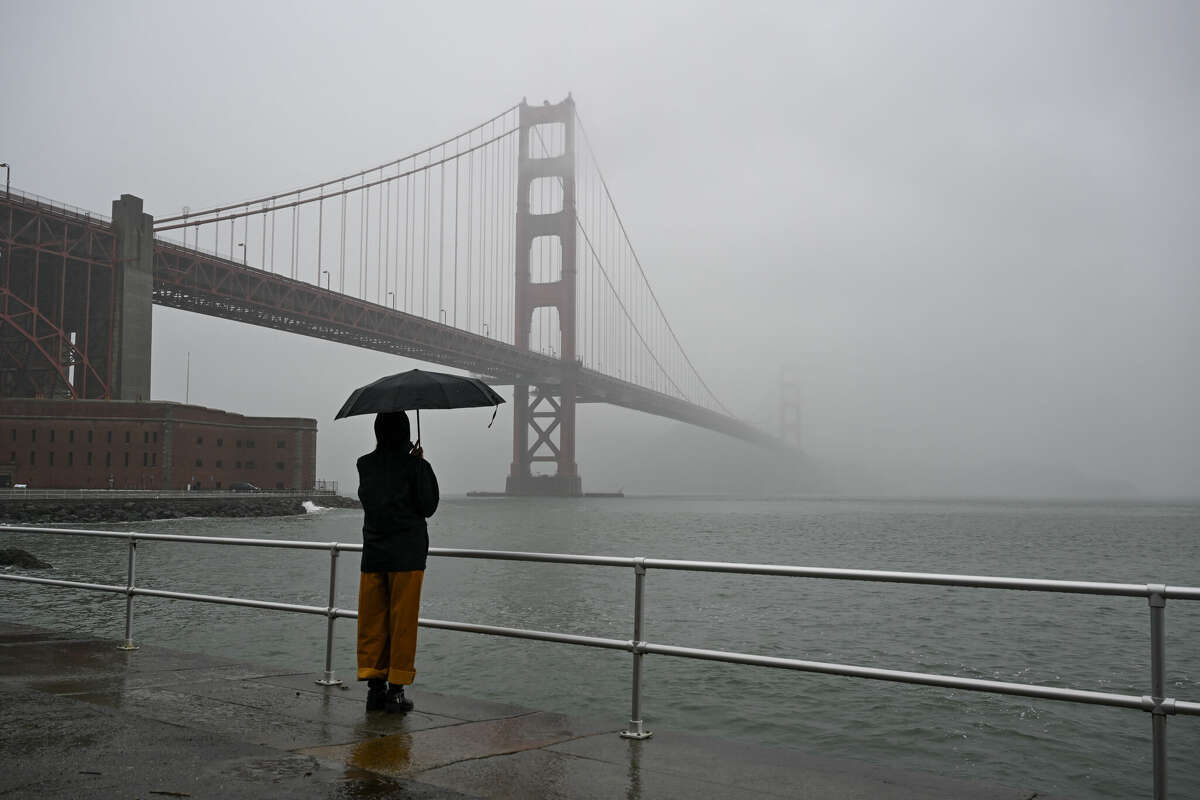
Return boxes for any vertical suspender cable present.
[383,177,390,304]
[493,125,501,341]
[466,149,473,331]
[359,177,367,298]
[404,171,411,312]
[423,156,431,317]
[453,148,460,328]
[292,193,299,278]
[317,198,324,284]
[481,127,490,334]
[398,164,408,309]
[377,170,384,303]
[438,156,445,320]
[339,182,346,293]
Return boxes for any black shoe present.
[366,679,387,712]
[385,684,414,714]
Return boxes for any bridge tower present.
[506,97,582,497]
[780,364,802,449]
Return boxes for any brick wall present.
[0,399,316,490]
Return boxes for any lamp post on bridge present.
[321,269,330,290]
[236,242,246,265]
[0,163,9,197]
[483,322,489,338]
[387,290,394,308]
[439,308,447,325]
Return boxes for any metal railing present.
[1,525,1197,799]
[0,488,339,500]
[2,185,112,224]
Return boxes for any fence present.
[3,185,111,224]
[1,524,1197,799]
[0,488,338,500]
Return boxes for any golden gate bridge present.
[0,96,794,495]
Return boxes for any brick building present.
[0,399,316,490]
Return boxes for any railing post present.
[117,536,139,651]
[621,558,652,739]
[315,543,343,686]
[1148,584,1167,800]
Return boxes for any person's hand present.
[412,445,424,460]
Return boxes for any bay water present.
[3,496,1198,798]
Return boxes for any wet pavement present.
[0,621,1053,799]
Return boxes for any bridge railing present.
[2,186,111,224]
[1,525,1196,799]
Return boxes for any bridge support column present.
[506,97,582,497]
[111,194,153,402]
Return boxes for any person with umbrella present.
[338,369,504,714]
[354,410,438,713]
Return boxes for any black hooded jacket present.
[357,414,439,572]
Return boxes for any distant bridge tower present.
[779,364,802,449]
[506,97,582,496]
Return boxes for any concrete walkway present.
[0,621,1053,799]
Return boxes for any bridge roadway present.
[1,189,786,452]
[0,620,1051,799]
[153,239,789,452]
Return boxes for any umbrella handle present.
[415,409,421,448]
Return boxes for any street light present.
[482,322,489,337]
[236,242,246,264]
[387,290,395,308]
[439,308,447,324]
[321,269,330,290]
[0,163,8,197]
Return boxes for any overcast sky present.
[3,1,1197,497]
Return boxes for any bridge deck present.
[0,620,1052,799]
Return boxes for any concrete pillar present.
[111,194,154,402]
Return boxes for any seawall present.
[0,493,360,524]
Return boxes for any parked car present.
[230,482,261,492]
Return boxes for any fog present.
[4,1,1197,498]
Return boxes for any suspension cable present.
[157,104,520,224]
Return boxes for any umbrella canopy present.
[335,369,505,420]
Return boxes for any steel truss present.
[0,196,116,399]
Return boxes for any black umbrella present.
[334,368,505,443]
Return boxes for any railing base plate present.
[620,721,652,740]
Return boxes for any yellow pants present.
[356,570,424,685]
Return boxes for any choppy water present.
[3,496,1199,798]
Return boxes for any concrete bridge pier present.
[110,194,153,402]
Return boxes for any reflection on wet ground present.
[1,620,1049,799]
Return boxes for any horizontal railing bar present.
[6,527,1200,600]
[640,559,1198,599]
[1,526,360,551]
[1176,700,1200,716]
[132,587,329,615]
[428,547,637,568]
[0,573,126,594]
[0,573,328,615]
[418,617,633,651]
[642,643,1152,711]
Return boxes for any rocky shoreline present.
[0,494,361,525]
